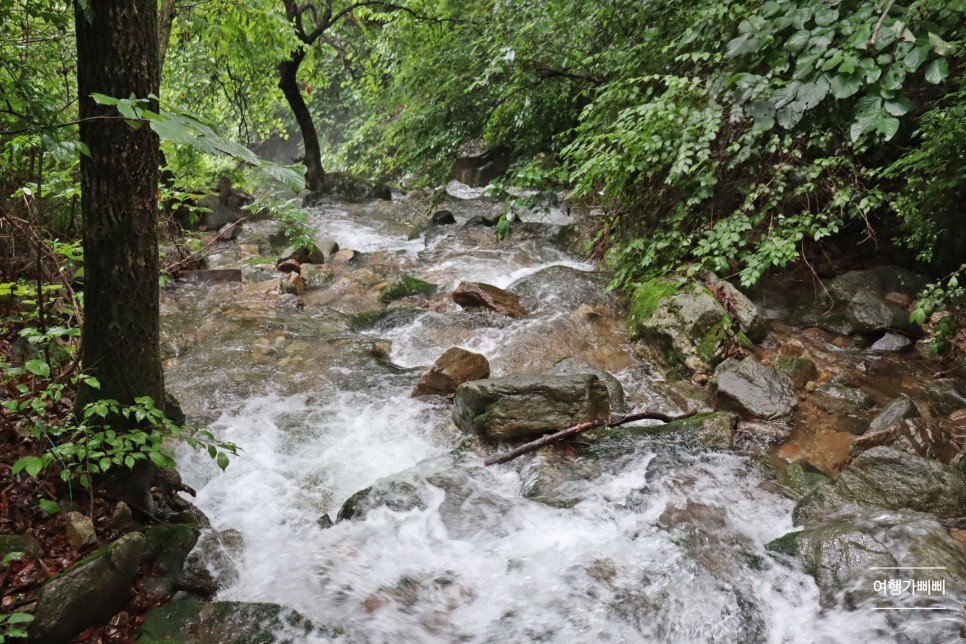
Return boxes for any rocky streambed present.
[138,185,966,642]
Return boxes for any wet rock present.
[27,532,145,644]
[462,215,499,228]
[811,382,878,434]
[276,258,301,274]
[852,418,962,463]
[570,303,601,324]
[317,514,333,529]
[775,355,818,389]
[450,141,510,187]
[185,528,244,593]
[452,281,528,318]
[0,533,43,558]
[452,374,609,441]
[138,600,336,643]
[337,480,427,521]
[216,221,242,242]
[280,272,305,295]
[299,263,333,289]
[812,383,877,417]
[627,277,744,377]
[766,524,896,608]
[901,521,966,596]
[582,411,735,452]
[776,462,832,500]
[648,380,715,415]
[179,269,243,284]
[412,347,490,397]
[142,524,201,595]
[520,452,594,508]
[819,266,926,336]
[870,331,913,352]
[304,172,392,203]
[714,358,798,420]
[793,447,966,526]
[431,209,456,225]
[657,500,729,531]
[278,243,324,266]
[65,512,97,551]
[509,266,614,315]
[871,395,919,432]
[332,249,358,263]
[735,420,793,449]
[548,357,628,414]
[926,378,966,417]
[703,273,767,342]
[379,275,437,304]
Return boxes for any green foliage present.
[910,266,966,361]
[0,553,33,641]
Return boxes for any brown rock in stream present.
[412,347,490,397]
[452,282,528,318]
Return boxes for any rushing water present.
[164,193,936,642]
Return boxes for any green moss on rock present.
[378,275,437,304]
[628,278,679,326]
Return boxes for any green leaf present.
[884,96,913,116]
[216,452,230,471]
[928,32,955,56]
[24,359,50,377]
[903,44,931,71]
[829,74,861,99]
[877,115,900,140]
[797,78,829,109]
[785,30,811,52]
[13,456,44,478]
[4,613,34,625]
[38,498,61,515]
[924,58,949,84]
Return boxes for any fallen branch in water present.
[484,409,698,466]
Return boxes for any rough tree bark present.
[74,0,163,506]
[158,0,178,70]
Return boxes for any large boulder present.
[452,282,528,318]
[508,266,614,315]
[766,524,896,608]
[450,141,510,187]
[28,533,146,644]
[452,374,610,441]
[581,411,735,452]
[819,266,927,336]
[793,447,966,526]
[714,357,798,420]
[412,347,490,397]
[337,480,427,522]
[627,277,747,377]
[548,358,628,414]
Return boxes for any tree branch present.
[869,0,898,48]
[484,410,698,466]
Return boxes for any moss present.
[347,309,394,330]
[695,316,732,362]
[243,256,274,266]
[766,531,803,557]
[378,275,437,304]
[628,278,678,326]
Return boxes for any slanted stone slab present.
[452,374,609,441]
[452,282,528,318]
[714,357,797,420]
[138,600,339,643]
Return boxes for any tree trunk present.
[278,50,326,192]
[74,0,163,507]
[158,0,178,71]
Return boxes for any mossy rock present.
[378,275,437,304]
[581,411,736,452]
[138,600,340,643]
[0,533,43,558]
[775,356,818,389]
[627,277,742,377]
[776,462,832,499]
